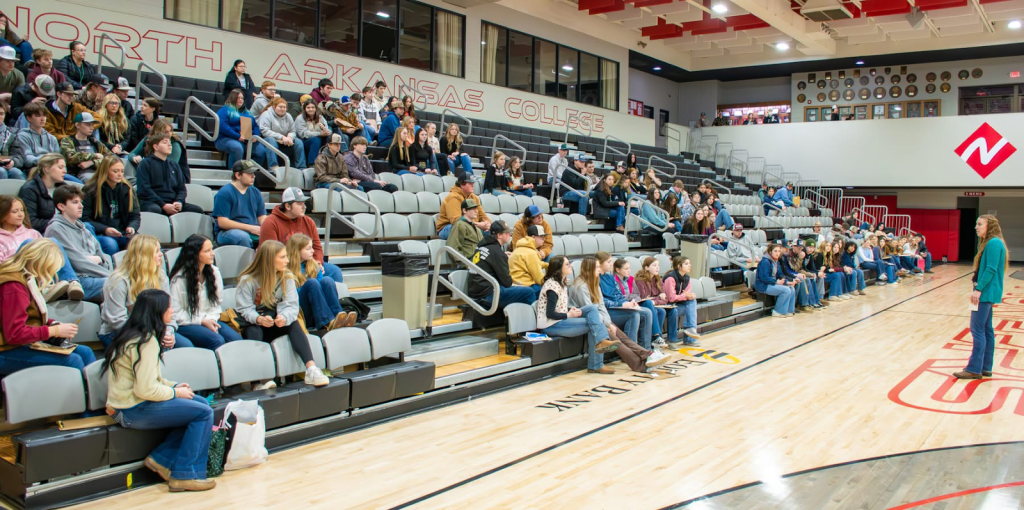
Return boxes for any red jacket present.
[0,280,54,348]
[259,207,326,262]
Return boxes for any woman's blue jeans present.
[215,137,268,169]
[176,322,242,350]
[540,304,609,370]
[112,394,214,480]
[511,189,533,197]
[640,300,663,337]
[264,137,306,169]
[0,344,96,375]
[965,302,995,374]
[850,268,866,290]
[0,39,32,64]
[899,256,922,272]
[824,272,844,298]
[443,154,474,177]
[298,276,344,330]
[608,306,653,349]
[607,206,626,228]
[303,135,328,165]
[100,331,193,349]
[714,209,735,230]
[764,284,795,314]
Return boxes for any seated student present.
[437,176,490,240]
[804,242,837,303]
[483,151,513,196]
[509,225,548,293]
[606,257,669,347]
[639,187,675,234]
[680,191,700,224]
[44,185,111,301]
[857,235,891,285]
[762,186,785,215]
[344,136,398,193]
[900,237,926,275]
[82,155,139,255]
[880,237,908,278]
[510,205,552,261]
[660,192,683,233]
[128,119,191,183]
[754,244,797,317]
[825,240,853,300]
[295,99,332,167]
[0,238,97,375]
[0,46,24,97]
[784,243,822,311]
[437,122,475,178]
[10,76,53,130]
[705,191,735,231]
[596,251,653,349]
[446,199,484,262]
[169,235,242,350]
[214,89,269,170]
[570,256,667,373]
[505,156,534,197]
[328,95,363,144]
[536,255,620,374]
[59,112,110,181]
[75,74,109,112]
[682,207,715,236]
[20,153,67,233]
[135,133,203,216]
[0,196,40,263]
[840,241,868,296]
[914,235,933,273]
[643,168,662,193]
[376,99,404,148]
[621,168,647,199]
[235,240,329,386]
[286,234,354,333]
[260,187,344,283]
[223,59,257,110]
[55,41,95,89]
[249,80,277,118]
[212,160,265,248]
[95,93,134,162]
[774,182,796,208]
[560,157,590,216]
[98,234,189,348]
[128,98,162,155]
[409,128,438,175]
[102,289,217,493]
[314,133,358,190]
[356,89,380,143]
[869,235,900,284]
[635,256,696,348]
[308,78,333,105]
[258,97,306,169]
[27,48,66,86]
[44,81,94,142]
[0,108,24,180]
[664,180,686,204]
[592,174,625,233]
[387,126,421,176]
[468,220,537,308]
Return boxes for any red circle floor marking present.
[887,481,1024,509]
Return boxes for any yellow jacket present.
[511,218,553,259]
[509,237,547,286]
[437,185,490,233]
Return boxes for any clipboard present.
[240,116,253,139]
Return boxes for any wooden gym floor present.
[72,264,1024,509]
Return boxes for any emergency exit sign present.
[963,191,985,196]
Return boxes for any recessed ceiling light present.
[653,66,662,71]
[1009,19,1022,29]
[562,64,574,71]
[712,4,728,14]
[855,60,865,65]
[376,11,390,18]
[776,42,790,51]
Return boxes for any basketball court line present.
[388,271,975,509]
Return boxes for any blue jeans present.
[848,268,866,290]
[99,331,194,349]
[439,223,453,240]
[900,256,922,272]
[965,302,995,374]
[923,253,932,271]
[176,322,242,350]
[610,306,653,349]
[607,207,626,228]
[364,124,378,143]
[796,278,820,306]
[443,154,474,178]
[80,277,106,301]
[480,285,538,309]
[0,344,96,375]
[216,229,255,248]
[95,234,131,256]
[714,209,734,230]
[562,191,589,215]
[0,39,32,64]
[511,189,533,198]
[322,263,344,283]
[112,394,214,480]
[764,284,795,314]
[640,300,662,337]
[214,137,268,169]
[540,304,610,370]
[303,135,328,165]
[680,299,697,329]
[0,167,26,180]
[264,137,306,169]
[298,276,344,330]
[823,272,844,298]
[429,152,439,171]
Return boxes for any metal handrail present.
[624,195,669,240]
[838,196,865,219]
[323,183,381,242]
[565,114,593,144]
[701,178,732,200]
[182,96,220,143]
[802,188,828,210]
[759,203,787,229]
[426,246,500,336]
[246,135,291,184]
[708,231,759,267]
[664,125,683,154]
[648,155,677,180]
[398,83,428,113]
[440,108,472,137]
[96,33,126,74]
[602,135,631,163]
[883,214,912,236]
[850,207,877,227]
[781,172,801,187]
[687,126,702,153]
[714,142,732,170]
[492,134,526,168]
[135,61,167,101]
[864,205,889,227]
[550,164,591,204]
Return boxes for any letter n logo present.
[954,123,1016,179]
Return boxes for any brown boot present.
[326,312,347,331]
[66,281,85,301]
[342,311,358,327]
[857,290,867,296]
[952,370,982,380]
[594,339,621,354]
[168,478,217,492]
[587,366,614,374]
[144,456,170,482]
[982,371,993,377]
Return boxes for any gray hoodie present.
[567,280,612,326]
[44,214,112,278]
[235,275,300,325]
[12,127,60,169]
[257,109,296,142]
[99,273,174,335]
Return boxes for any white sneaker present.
[304,367,329,387]
[684,328,701,339]
[879,274,887,281]
[653,335,667,347]
[254,380,277,391]
[646,350,670,368]
[772,310,787,317]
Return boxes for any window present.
[480,21,619,111]
[399,1,432,70]
[231,0,271,38]
[362,0,397,62]
[434,10,463,77]
[320,0,360,55]
[165,0,219,29]
[274,0,317,46]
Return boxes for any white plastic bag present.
[222,400,268,470]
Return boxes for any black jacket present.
[468,234,513,300]
[129,111,156,150]
[54,55,96,89]
[388,146,414,173]
[18,175,63,234]
[9,84,41,126]
[592,187,620,220]
[135,154,188,207]
[82,180,141,234]
[410,141,433,169]
[483,163,510,194]
[223,72,256,109]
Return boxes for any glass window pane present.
[274,3,316,46]
[887,103,902,119]
[165,0,219,28]
[399,1,432,71]
[600,59,618,111]
[508,31,532,92]
[434,10,463,77]
[362,0,397,62]
[480,23,506,86]
[534,39,556,97]
[557,47,578,101]
[579,53,599,106]
[987,97,1011,114]
[227,0,271,38]
[320,0,359,55]
[961,98,984,115]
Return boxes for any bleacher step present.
[350,287,382,300]
[410,320,474,339]
[342,269,381,289]
[406,336,499,367]
[435,358,533,387]
[191,158,227,168]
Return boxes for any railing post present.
[95,33,126,75]
[135,61,167,101]
[440,108,473,137]
[425,246,500,336]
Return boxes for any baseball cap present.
[0,46,15,61]
[341,95,350,104]
[116,76,132,91]
[527,225,546,237]
[328,133,345,145]
[558,143,569,151]
[456,175,473,186]
[524,205,541,218]
[461,198,480,210]
[489,220,509,234]
[232,160,258,174]
[55,82,76,95]
[732,223,743,231]
[576,154,592,161]
[73,112,99,124]
[282,187,309,203]
[34,75,56,97]
[87,74,111,91]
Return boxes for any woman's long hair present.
[0,238,64,287]
[572,256,602,305]
[85,156,135,220]
[387,127,410,161]
[0,195,31,230]
[96,93,128,141]
[109,234,165,302]
[169,235,218,319]
[302,99,322,123]
[543,255,569,286]
[662,193,680,217]
[286,234,318,286]
[444,123,463,151]
[635,256,661,287]
[507,156,522,178]
[27,153,64,180]
[225,88,246,115]
[101,289,170,377]
[975,214,1010,271]
[238,240,294,308]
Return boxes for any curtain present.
[165,0,220,28]
[434,11,463,78]
[480,23,499,85]
[222,0,245,32]
[601,59,618,111]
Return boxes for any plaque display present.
[874,87,885,99]
[859,88,870,100]
[906,73,917,83]
[844,78,854,88]
[925,83,936,94]
[859,76,869,85]
[843,89,855,100]
[972,68,983,79]
[829,90,840,101]
[797,81,806,90]
[958,69,969,80]
[906,85,918,97]
[889,85,902,98]
[940,83,951,93]
[891,75,901,84]
[940,71,951,81]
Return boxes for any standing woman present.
[169,235,241,350]
[83,155,139,256]
[235,240,330,387]
[103,289,216,492]
[224,59,257,110]
[285,234,354,332]
[754,244,796,317]
[954,215,1008,380]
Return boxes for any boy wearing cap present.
[112,77,134,119]
[26,49,67,87]
[10,75,54,125]
[260,187,345,283]
[772,182,796,208]
[344,136,398,193]
[446,199,484,261]
[250,80,277,118]
[59,112,110,178]
[509,225,548,292]
[314,133,357,190]
[560,156,590,215]
[331,95,362,140]
[511,205,553,260]
[438,176,490,240]
[468,220,537,308]
[376,99,403,148]
[76,74,109,111]
[135,133,201,216]
[212,160,267,248]
[0,11,33,66]
[11,102,60,174]
[547,144,569,189]
[0,45,24,96]
[44,81,95,141]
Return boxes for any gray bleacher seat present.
[569,214,589,233]
[399,240,429,254]
[448,270,470,299]
[47,301,101,344]
[113,250,126,267]
[302,168,317,189]
[611,233,629,253]
[139,212,173,243]
[272,335,327,379]
[365,318,435,398]
[369,190,396,213]
[322,327,372,372]
[578,233,598,254]
[164,247,181,273]
[438,191,449,203]
[408,213,435,237]
[161,347,222,391]
[549,236,564,258]
[426,239,449,266]
[655,253,672,273]
[352,213,381,240]
[571,259,582,279]
[83,361,107,411]
[531,196,550,214]
[215,340,276,386]
[310,188,338,213]
[343,189,371,213]
[441,175,457,190]
[625,256,642,277]
[401,174,425,193]
[214,245,255,281]
[366,319,411,359]
[221,287,236,309]
[553,214,572,234]
[561,235,582,257]
[0,180,23,196]
[171,212,215,243]
[497,194,518,214]
[185,183,215,212]
[392,191,417,213]
[515,195,533,212]
[700,276,717,298]
[382,213,411,238]
[504,303,536,336]
[416,191,440,213]
[3,366,86,424]
[422,174,444,194]
[479,194,499,214]
[380,172,403,190]
[542,213,554,227]
[499,213,519,227]
[595,234,614,253]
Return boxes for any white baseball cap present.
[116,77,132,91]
[0,46,16,61]
[281,187,309,203]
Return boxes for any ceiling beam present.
[726,0,837,54]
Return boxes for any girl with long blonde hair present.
[97,93,132,156]
[388,126,417,175]
[286,234,353,332]
[439,123,474,178]
[83,155,139,256]
[236,240,329,386]
[954,215,1009,379]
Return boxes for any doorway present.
[957,197,978,263]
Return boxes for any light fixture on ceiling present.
[1009,20,1022,29]
[776,42,790,51]
[376,11,390,18]
[653,66,662,71]
[562,64,574,71]
[712,3,728,14]
[855,60,865,65]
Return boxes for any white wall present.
[719,77,791,105]
[978,197,1024,261]
[678,80,718,128]
[628,70,680,147]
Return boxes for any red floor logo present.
[954,123,1016,179]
